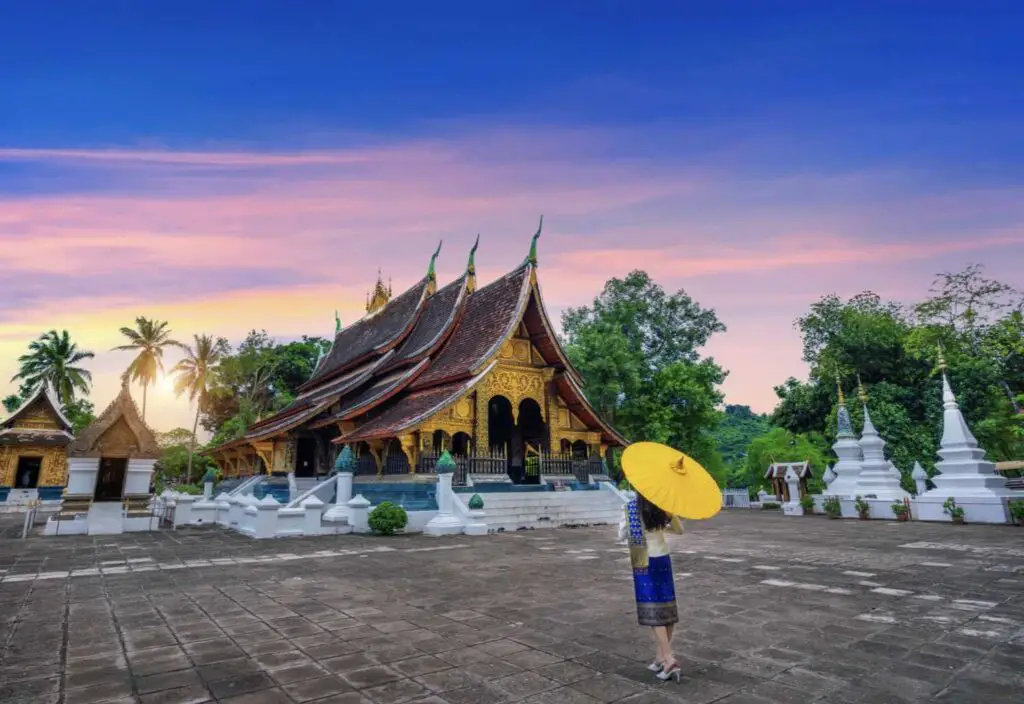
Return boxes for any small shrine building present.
[206,226,627,484]
[0,384,73,508]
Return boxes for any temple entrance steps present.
[87,502,125,535]
[467,489,625,532]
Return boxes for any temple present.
[0,384,72,510]
[206,223,627,490]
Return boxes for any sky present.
[2,2,1023,434]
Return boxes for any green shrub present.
[175,484,203,495]
[942,497,965,521]
[891,501,909,516]
[823,496,842,518]
[368,501,408,536]
[761,502,781,510]
[799,495,815,514]
[854,496,870,518]
[1010,500,1024,523]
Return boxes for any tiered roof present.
[211,228,626,453]
[0,384,74,446]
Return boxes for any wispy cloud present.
[1,128,1022,432]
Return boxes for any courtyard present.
[0,512,1022,704]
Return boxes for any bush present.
[942,497,965,522]
[891,501,909,516]
[761,502,780,510]
[175,484,203,495]
[368,501,408,536]
[1010,500,1024,523]
[799,495,815,514]
[823,496,842,518]
[854,496,870,518]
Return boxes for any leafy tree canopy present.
[561,270,729,485]
[768,264,1023,491]
[202,331,330,446]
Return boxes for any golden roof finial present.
[937,343,947,372]
[836,371,845,405]
[857,373,867,404]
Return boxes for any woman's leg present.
[652,626,672,665]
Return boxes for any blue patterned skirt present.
[633,555,679,626]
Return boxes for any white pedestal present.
[348,495,371,534]
[424,473,464,536]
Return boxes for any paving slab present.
[1,510,1023,702]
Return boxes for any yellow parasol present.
[621,442,722,520]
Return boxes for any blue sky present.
[1,2,1022,431]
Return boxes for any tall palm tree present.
[113,317,183,420]
[171,334,226,482]
[11,330,95,405]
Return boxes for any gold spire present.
[836,372,845,404]
[857,374,868,404]
[466,234,480,294]
[937,344,948,372]
[366,268,391,313]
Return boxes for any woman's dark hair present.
[637,493,670,532]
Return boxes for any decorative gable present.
[69,381,160,459]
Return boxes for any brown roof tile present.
[337,366,492,443]
[385,276,466,369]
[304,277,428,387]
[411,266,530,389]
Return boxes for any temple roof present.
[385,275,467,370]
[304,276,429,388]
[338,363,494,444]
[411,265,531,390]
[208,232,627,454]
[0,384,75,446]
[70,380,160,459]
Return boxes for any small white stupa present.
[827,375,863,498]
[852,376,909,501]
[914,351,1017,523]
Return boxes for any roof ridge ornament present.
[426,240,443,295]
[335,310,342,335]
[525,215,543,266]
[467,234,480,293]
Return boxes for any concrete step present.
[87,502,124,535]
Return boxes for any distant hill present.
[714,404,771,471]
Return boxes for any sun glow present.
[157,371,176,395]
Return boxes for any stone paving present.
[1,511,1023,704]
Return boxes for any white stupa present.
[823,464,838,487]
[914,353,1017,523]
[827,376,863,498]
[852,377,909,501]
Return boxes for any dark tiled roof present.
[338,368,491,443]
[305,277,429,387]
[412,266,530,389]
[0,428,73,446]
[332,360,429,421]
[247,402,331,442]
[386,276,466,369]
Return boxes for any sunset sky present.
[2,3,1023,435]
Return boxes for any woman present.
[619,491,684,682]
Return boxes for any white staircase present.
[87,502,125,535]
[475,490,625,533]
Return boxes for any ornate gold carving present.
[454,398,472,420]
[485,366,546,421]
[94,418,139,457]
[398,433,418,473]
[251,441,274,472]
[0,446,16,486]
[13,400,62,430]
[39,448,68,486]
[557,408,570,429]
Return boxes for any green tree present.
[171,334,229,482]
[63,398,96,434]
[113,317,183,421]
[712,405,772,486]
[10,330,95,405]
[202,331,329,437]
[2,395,21,414]
[744,427,830,493]
[561,271,729,484]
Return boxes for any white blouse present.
[617,512,682,557]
